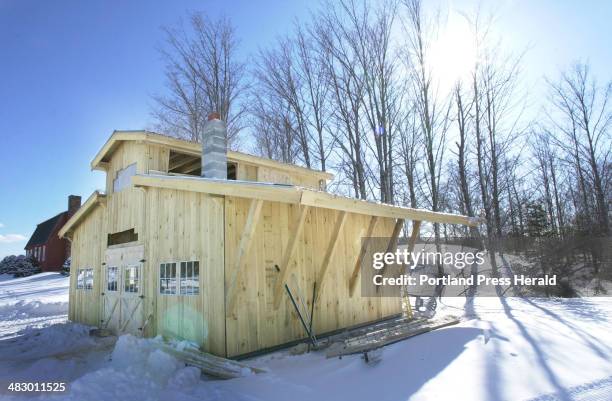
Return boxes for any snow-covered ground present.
[0,273,610,401]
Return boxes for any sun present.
[428,11,478,93]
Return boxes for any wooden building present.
[59,119,478,358]
[25,195,81,271]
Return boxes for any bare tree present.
[403,0,451,280]
[398,106,421,208]
[253,38,313,167]
[249,92,297,163]
[546,62,611,235]
[312,2,370,198]
[152,12,246,145]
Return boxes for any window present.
[77,269,84,289]
[77,268,93,290]
[84,268,94,290]
[106,267,118,292]
[160,261,199,295]
[227,162,237,180]
[180,261,200,295]
[124,265,140,293]
[159,263,177,295]
[107,228,138,246]
[41,245,46,262]
[113,163,137,193]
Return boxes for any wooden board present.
[156,343,265,380]
[224,197,402,357]
[326,315,461,358]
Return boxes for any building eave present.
[90,130,334,181]
[132,174,480,227]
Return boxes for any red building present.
[25,195,81,272]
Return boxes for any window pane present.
[192,261,199,295]
[159,263,177,294]
[77,269,84,289]
[180,262,187,294]
[85,268,94,290]
[107,267,118,292]
[179,260,199,295]
[124,266,139,293]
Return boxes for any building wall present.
[25,215,69,272]
[144,187,226,356]
[68,140,399,358]
[69,205,106,325]
[224,196,402,357]
[41,218,69,271]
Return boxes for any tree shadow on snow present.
[531,297,609,323]
[233,327,482,401]
[490,286,574,401]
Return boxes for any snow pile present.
[55,335,204,401]
[1,273,611,401]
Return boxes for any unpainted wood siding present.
[144,187,226,356]
[69,205,106,325]
[224,196,402,357]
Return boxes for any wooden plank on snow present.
[326,315,460,358]
[157,343,266,379]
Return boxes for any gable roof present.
[25,212,65,248]
[58,191,106,239]
[91,130,334,181]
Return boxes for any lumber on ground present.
[326,315,460,358]
[158,343,266,379]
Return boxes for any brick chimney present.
[201,112,227,179]
[68,195,81,217]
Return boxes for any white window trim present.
[106,266,119,292]
[77,268,93,291]
[159,260,199,296]
[123,264,141,295]
[159,262,178,296]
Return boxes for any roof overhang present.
[91,130,334,181]
[132,174,480,227]
[58,191,106,239]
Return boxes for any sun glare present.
[428,11,478,93]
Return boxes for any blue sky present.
[0,0,610,258]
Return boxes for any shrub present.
[0,255,41,278]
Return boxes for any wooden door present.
[102,266,121,331]
[102,245,145,335]
[119,264,144,335]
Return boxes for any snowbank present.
[0,273,611,401]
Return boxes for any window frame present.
[159,262,178,295]
[159,260,199,296]
[106,266,119,292]
[123,264,141,294]
[180,261,200,295]
[77,268,94,291]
